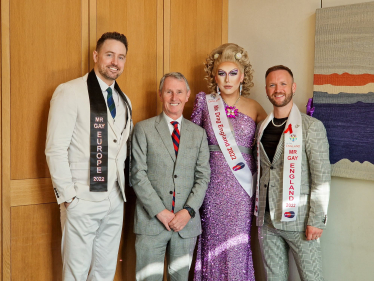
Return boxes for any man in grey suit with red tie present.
[255,65,331,280]
[131,72,210,281]
[45,32,132,280]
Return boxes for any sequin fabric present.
[191,92,256,281]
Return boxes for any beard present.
[268,89,294,107]
[98,64,122,82]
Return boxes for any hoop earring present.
[239,84,243,96]
[217,86,221,95]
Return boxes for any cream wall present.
[229,0,374,280]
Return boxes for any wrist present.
[183,205,195,218]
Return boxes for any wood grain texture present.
[89,0,97,70]
[10,0,83,180]
[2,0,11,278]
[82,0,90,75]
[96,0,159,124]
[156,0,164,114]
[222,0,228,43]
[169,0,225,118]
[0,1,3,278]
[11,204,63,281]
[10,178,55,207]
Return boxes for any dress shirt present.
[163,112,183,135]
[96,74,127,140]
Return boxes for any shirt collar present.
[163,112,183,125]
[95,74,115,92]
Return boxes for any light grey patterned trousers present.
[258,212,324,281]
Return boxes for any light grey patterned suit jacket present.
[256,113,331,231]
[131,113,210,238]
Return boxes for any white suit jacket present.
[45,72,132,204]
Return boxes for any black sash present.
[87,70,108,192]
[87,70,132,192]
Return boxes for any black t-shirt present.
[261,117,288,212]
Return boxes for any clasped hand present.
[156,209,191,232]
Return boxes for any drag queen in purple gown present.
[191,43,266,281]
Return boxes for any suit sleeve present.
[45,84,77,204]
[131,123,167,217]
[306,119,331,229]
[184,129,210,212]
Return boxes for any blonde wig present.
[204,43,254,96]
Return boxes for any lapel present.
[155,113,176,162]
[107,111,118,138]
[111,82,133,151]
[272,133,285,164]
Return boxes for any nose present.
[111,56,118,66]
[225,75,230,83]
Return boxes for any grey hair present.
[159,72,190,92]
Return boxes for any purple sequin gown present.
[191,92,256,281]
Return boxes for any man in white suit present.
[45,32,132,280]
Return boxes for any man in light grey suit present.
[131,72,210,281]
[255,65,330,280]
[46,32,132,280]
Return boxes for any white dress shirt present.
[163,112,183,135]
[96,75,127,141]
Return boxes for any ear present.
[186,90,191,101]
[292,82,297,93]
[93,50,98,63]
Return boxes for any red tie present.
[171,121,180,213]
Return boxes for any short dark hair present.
[96,32,128,52]
[265,65,293,79]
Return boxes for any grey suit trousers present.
[135,231,197,281]
[259,212,323,281]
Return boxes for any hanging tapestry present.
[312,2,374,181]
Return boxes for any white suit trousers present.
[60,185,124,281]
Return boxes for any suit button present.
[174,175,177,178]
[113,139,117,143]
[264,184,267,188]
[169,191,173,194]
[270,166,274,169]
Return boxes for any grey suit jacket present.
[256,113,331,231]
[131,113,210,238]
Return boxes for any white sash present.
[254,104,302,221]
[206,94,254,197]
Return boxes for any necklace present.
[222,96,241,118]
[271,118,287,127]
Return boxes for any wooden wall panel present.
[96,0,160,124]
[10,0,83,180]
[2,1,228,280]
[169,0,226,118]
[11,204,62,281]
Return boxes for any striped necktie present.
[171,121,180,213]
[106,87,116,118]
[171,121,180,156]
